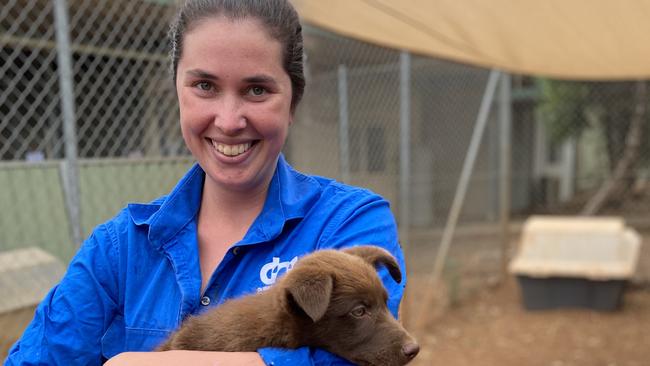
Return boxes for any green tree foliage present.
[538,79,591,143]
[537,80,648,171]
[537,79,649,213]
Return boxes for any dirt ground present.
[403,226,650,366]
[407,278,650,366]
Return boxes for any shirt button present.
[200,296,211,306]
[232,247,240,255]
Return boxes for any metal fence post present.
[431,69,501,283]
[499,72,512,279]
[54,0,82,248]
[415,70,501,330]
[399,52,411,249]
[338,65,350,183]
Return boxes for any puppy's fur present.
[157,245,419,366]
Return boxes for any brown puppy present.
[157,245,419,366]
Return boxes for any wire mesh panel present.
[1,0,62,161]
[0,0,183,250]
[68,0,178,158]
[1,0,182,355]
[291,27,403,204]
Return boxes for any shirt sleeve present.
[5,224,120,365]
[258,190,405,366]
[258,347,354,366]
[317,190,405,319]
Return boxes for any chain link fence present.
[2,0,650,359]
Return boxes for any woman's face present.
[176,16,293,194]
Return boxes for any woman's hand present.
[105,350,266,366]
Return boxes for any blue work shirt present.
[6,155,406,366]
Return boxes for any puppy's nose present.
[402,342,420,359]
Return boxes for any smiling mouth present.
[208,139,257,157]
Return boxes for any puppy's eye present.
[349,306,367,318]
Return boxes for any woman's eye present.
[350,306,366,318]
[196,81,212,91]
[248,86,266,96]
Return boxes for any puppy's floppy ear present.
[285,267,333,322]
[343,245,402,283]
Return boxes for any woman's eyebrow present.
[185,70,277,86]
[186,69,218,80]
[244,75,277,85]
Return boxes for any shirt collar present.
[128,163,203,250]
[127,154,322,250]
[243,154,321,244]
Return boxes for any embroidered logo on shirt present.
[257,256,298,292]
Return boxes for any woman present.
[5,1,406,365]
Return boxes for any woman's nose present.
[213,96,247,134]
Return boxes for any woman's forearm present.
[105,350,265,366]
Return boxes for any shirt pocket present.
[101,314,172,360]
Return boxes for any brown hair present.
[169,0,305,111]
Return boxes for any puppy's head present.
[280,245,419,366]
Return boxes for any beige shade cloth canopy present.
[292,0,650,80]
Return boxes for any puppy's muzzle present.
[402,342,420,361]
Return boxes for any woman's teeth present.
[211,140,252,157]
